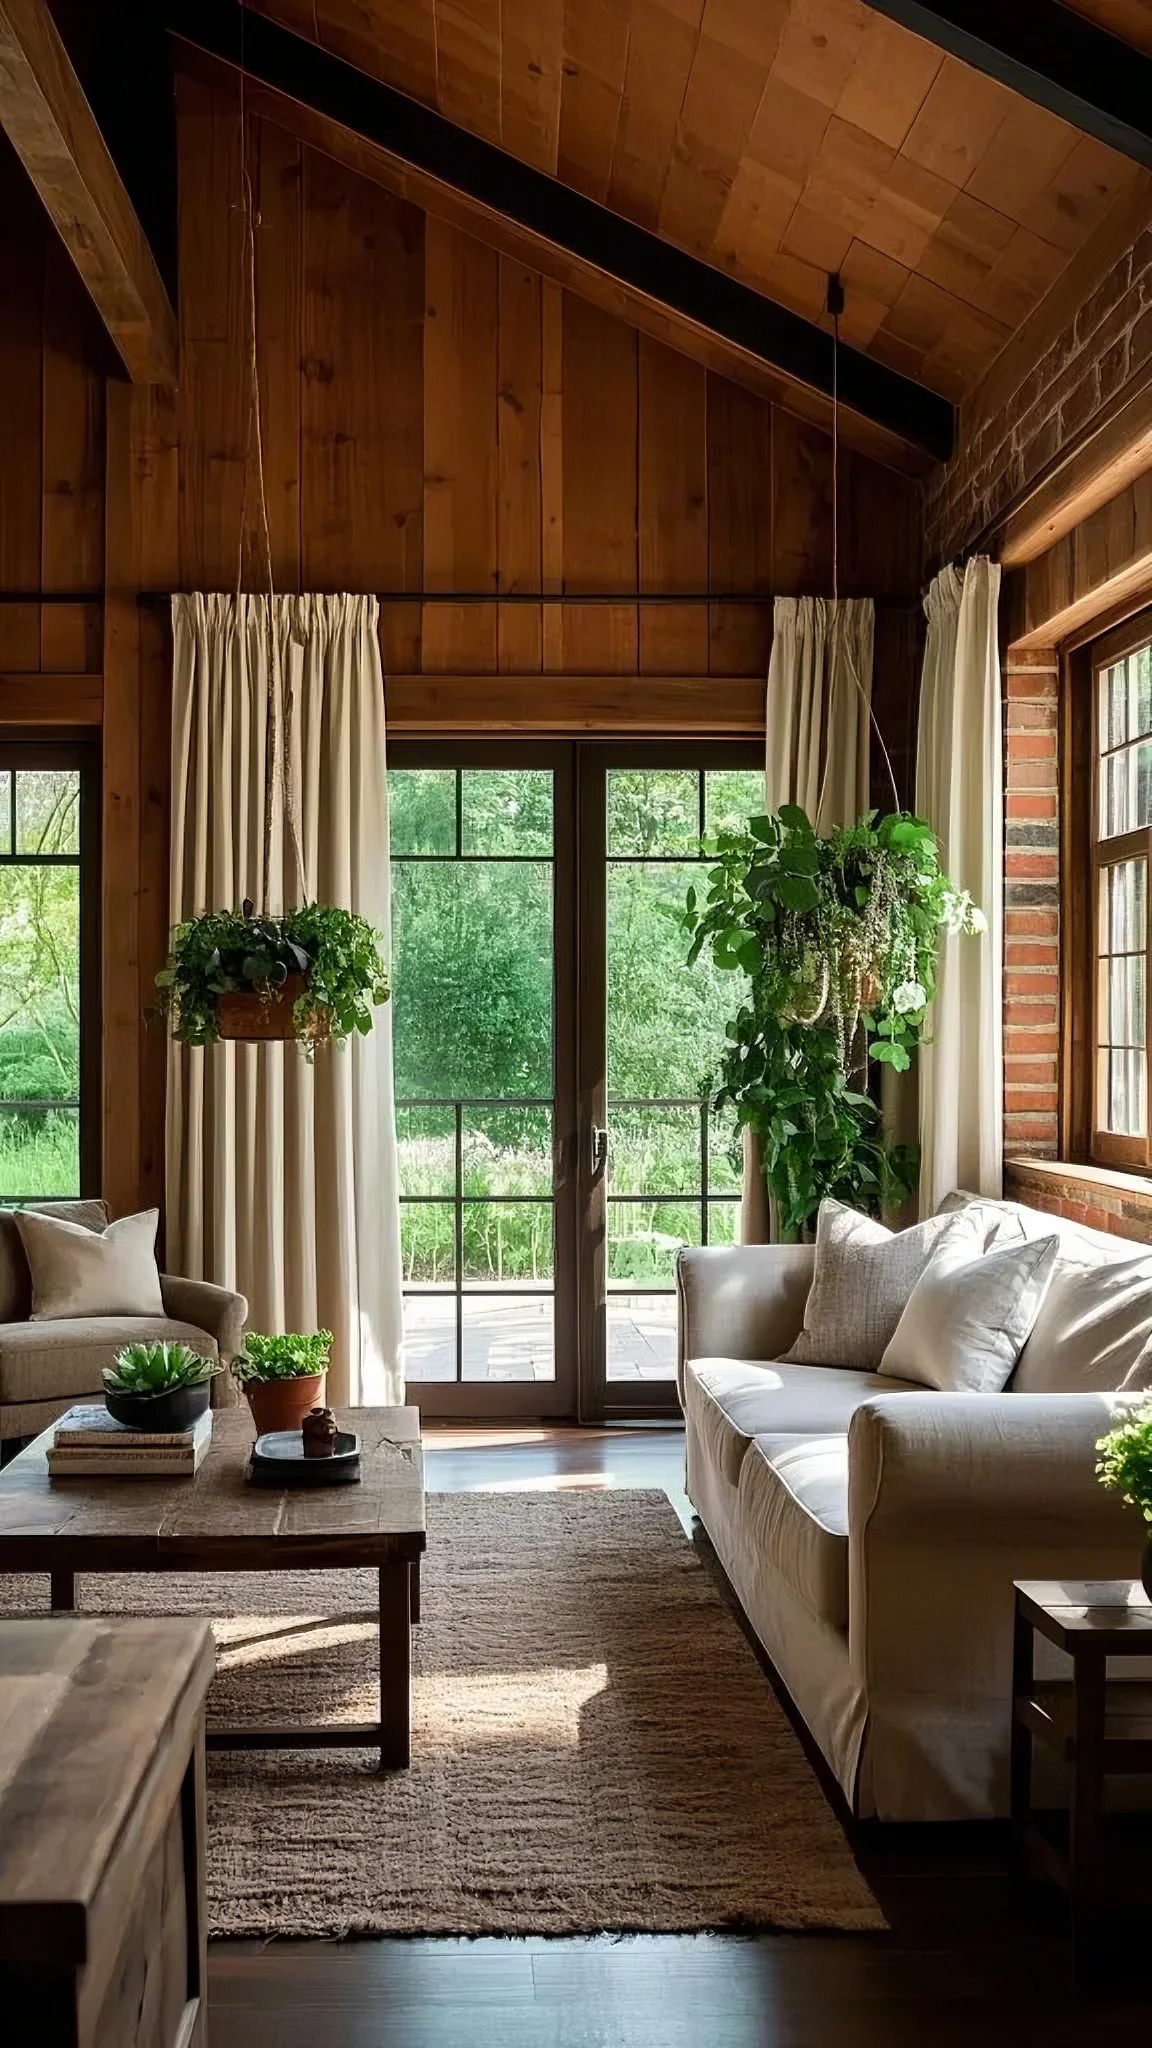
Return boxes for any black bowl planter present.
[104,1378,212,1435]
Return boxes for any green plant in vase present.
[233,1329,334,1436]
[156,901,388,1056]
[1097,1405,1152,1598]
[683,805,984,1239]
[103,1339,219,1432]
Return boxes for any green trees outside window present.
[0,766,85,1199]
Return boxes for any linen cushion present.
[683,1357,917,1487]
[880,1213,1060,1393]
[1012,1248,1152,1393]
[0,1200,109,1323]
[742,1432,850,1630]
[15,1206,164,1321]
[781,1198,1009,1371]
[0,1316,217,1408]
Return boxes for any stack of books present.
[47,1404,213,1478]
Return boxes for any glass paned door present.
[579,746,764,1416]
[388,746,576,1416]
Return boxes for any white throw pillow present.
[781,1197,1017,1372]
[1012,1247,1152,1393]
[15,1206,164,1320]
[880,1213,1060,1393]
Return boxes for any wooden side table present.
[1012,1579,1152,1973]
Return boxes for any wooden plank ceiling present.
[248,0,1142,401]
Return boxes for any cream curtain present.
[743,596,876,1241]
[915,557,1003,1213]
[765,596,874,830]
[166,592,404,1405]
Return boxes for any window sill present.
[1004,1156,1152,1198]
[1004,1156,1152,1225]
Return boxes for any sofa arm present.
[676,1244,815,1382]
[160,1274,248,1362]
[848,1391,1141,1541]
[845,1392,1146,1821]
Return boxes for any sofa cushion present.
[17,1206,163,1321]
[741,1433,849,1630]
[0,1200,108,1323]
[684,1356,915,1487]
[0,1318,218,1409]
[780,1199,959,1371]
[881,1217,1059,1393]
[1013,1248,1152,1393]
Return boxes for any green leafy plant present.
[1097,1405,1152,1523]
[683,806,984,1239]
[104,1340,218,1395]
[233,1330,333,1384]
[156,902,388,1055]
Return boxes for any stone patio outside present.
[403,1289,676,1383]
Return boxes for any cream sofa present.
[677,1197,1147,1823]
[0,1200,247,1447]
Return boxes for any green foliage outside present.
[390,766,762,1287]
[0,771,82,1198]
[684,806,984,1239]
[104,1341,217,1394]
[234,1330,334,1382]
[1097,1405,1152,1524]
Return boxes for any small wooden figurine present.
[301,1404,339,1458]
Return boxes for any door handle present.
[591,1125,609,1178]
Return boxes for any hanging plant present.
[684,806,984,1238]
[156,900,389,1057]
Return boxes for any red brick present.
[1005,1058,1059,1085]
[1006,759,1058,791]
[1005,669,1057,698]
[1008,732,1057,758]
[1006,792,1057,820]
[1005,701,1058,730]
[1005,1028,1060,1053]
[1005,850,1058,878]
[1005,971,1060,997]
[1006,909,1059,937]
[1005,1087,1059,1113]
[1005,940,1059,967]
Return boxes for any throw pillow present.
[880,1213,1060,1393]
[1012,1248,1152,1393]
[781,1198,1017,1372]
[15,1206,164,1321]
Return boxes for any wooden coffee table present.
[0,1405,425,1771]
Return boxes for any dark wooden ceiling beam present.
[0,0,178,383]
[165,0,953,466]
[862,0,1152,169]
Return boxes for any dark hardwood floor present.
[209,1424,1150,2047]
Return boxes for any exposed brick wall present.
[1002,649,1060,1159]
[927,225,1152,563]
[1004,1159,1152,1244]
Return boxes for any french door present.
[389,740,762,1420]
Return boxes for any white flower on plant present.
[890,979,926,1015]
[941,886,986,937]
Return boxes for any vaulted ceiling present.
[248,0,1144,400]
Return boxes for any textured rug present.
[0,1490,880,1938]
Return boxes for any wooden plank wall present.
[175,77,921,728]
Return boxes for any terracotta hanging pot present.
[217,972,309,1043]
[244,1371,328,1437]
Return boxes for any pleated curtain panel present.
[914,557,1004,1213]
[742,596,876,1241]
[166,592,404,1405]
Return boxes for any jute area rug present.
[1,1489,880,1939]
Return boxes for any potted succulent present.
[103,1340,219,1434]
[156,900,389,1056]
[1097,1405,1152,1598]
[233,1329,333,1435]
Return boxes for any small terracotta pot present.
[244,1371,327,1437]
[218,973,310,1043]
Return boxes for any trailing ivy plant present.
[156,902,389,1056]
[684,806,984,1239]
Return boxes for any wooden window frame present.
[1066,608,1152,1170]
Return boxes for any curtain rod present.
[132,589,920,610]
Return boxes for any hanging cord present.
[814,272,901,825]
[235,2,306,910]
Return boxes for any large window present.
[0,746,96,1200]
[1086,616,1152,1167]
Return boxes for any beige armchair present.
[0,1200,247,1449]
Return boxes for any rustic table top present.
[0,1406,426,1571]
[1015,1580,1152,1654]
[0,1616,215,1962]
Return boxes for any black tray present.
[247,1428,361,1487]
